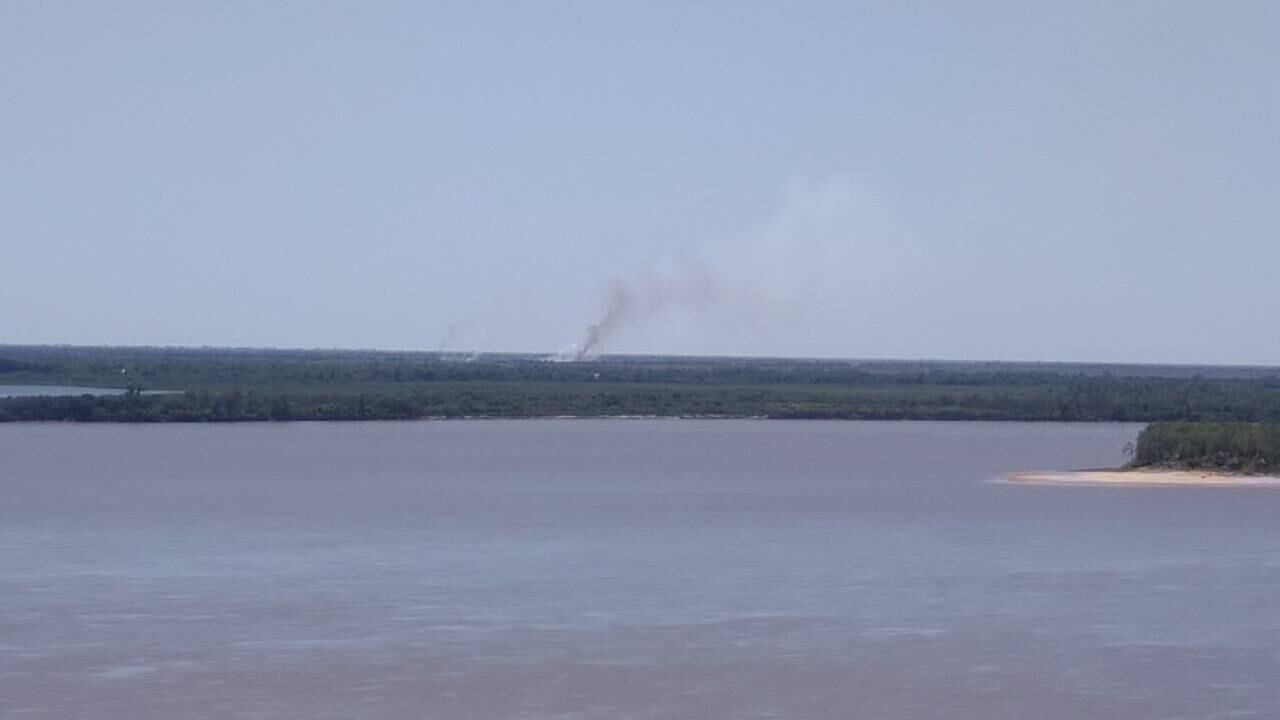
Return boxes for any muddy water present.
[4,420,1278,719]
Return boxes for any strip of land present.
[3,345,1280,423]
[1005,469,1280,487]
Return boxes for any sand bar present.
[1005,469,1280,487]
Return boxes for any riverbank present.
[1005,468,1280,487]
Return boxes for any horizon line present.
[3,342,1279,371]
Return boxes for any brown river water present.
[3,420,1278,719]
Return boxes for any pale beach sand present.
[1004,468,1280,487]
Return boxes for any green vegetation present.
[3,345,1280,424]
[1131,422,1280,473]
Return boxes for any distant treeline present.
[6,377,1280,423]
[2,344,1278,389]
[0,357,45,374]
[3,345,1280,423]
[1132,422,1280,473]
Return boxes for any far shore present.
[1004,468,1280,487]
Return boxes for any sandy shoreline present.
[1004,469,1280,487]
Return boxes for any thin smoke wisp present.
[557,265,717,361]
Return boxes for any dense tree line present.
[4,346,1280,424]
[3,345,1278,390]
[0,357,44,373]
[1132,422,1280,472]
[7,378,1280,423]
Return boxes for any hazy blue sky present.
[3,2,1277,363]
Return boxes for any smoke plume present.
[436,323,460,353]
[551,178,916,359]
[558,264,716,360]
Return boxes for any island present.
[1008,421,1280,487]
[4,345,1280,424]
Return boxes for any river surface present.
[3,420,1279,719]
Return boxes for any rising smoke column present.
[573,281,634,360]
[552,179,911,361]
[560,264,716,361]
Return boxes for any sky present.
[3,1,1278,364]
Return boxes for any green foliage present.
[0,357,43,373]
[1131,422,1280,472]
[3,345,1280,424]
